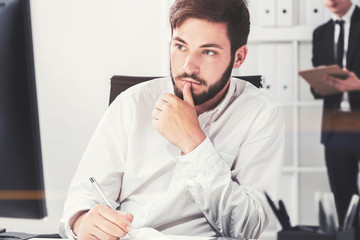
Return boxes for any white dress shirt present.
[332,3,355,112]
[58,77,284,239]
[332,3,355,68]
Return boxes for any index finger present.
[98,206,133,233]
[183,82,194,106]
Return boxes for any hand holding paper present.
[323,68,360,92]
[298,65,349,96]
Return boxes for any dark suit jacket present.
[311,5,360,145]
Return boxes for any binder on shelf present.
[257,0,276,26]
[323,7,332,23]
[305,0,326,25]
[258,44,277,97]
[276,0,294,26]
[276,43,294,101]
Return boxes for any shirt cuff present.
[65,210,88,240]
[178,137,224,179]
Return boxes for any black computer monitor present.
[0,0,47,219]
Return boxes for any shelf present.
[248,26,315,43]
[279,101,322,107]
[282,166,326,173]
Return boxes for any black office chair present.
[109,75,263,105]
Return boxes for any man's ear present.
[232,45,247,69]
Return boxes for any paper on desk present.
[122,227,168,239]
[123,227,212,240]
[31,228,212,240]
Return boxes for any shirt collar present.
[332,3,355,22]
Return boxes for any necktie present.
[335,20,345,68]
[335,20,350,112]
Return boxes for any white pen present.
[89,177,133,238]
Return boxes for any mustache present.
[175,73,207,86]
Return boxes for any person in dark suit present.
[311,0,360,229]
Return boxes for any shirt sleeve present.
[57,95,130,238]
[177,106,284,239]
[311,28,326,99]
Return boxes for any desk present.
[1,228,249,240]
[31,238,247,240]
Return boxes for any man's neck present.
[195,80,230,115]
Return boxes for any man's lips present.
[178,78,201,85]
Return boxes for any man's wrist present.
[70,210,88,238]
[182,132,206,154]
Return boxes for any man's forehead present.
[172,18,230,48]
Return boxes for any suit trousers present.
[325,144,360,227]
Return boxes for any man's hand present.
[72,205,133,240]
[323,68,360,92]
[152,82,206,154]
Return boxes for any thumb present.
[342,68,352,78]
[183,82,195,106]
[118,211,134,223]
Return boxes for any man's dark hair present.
[169,0,250,56]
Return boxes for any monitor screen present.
[0,0,47,219]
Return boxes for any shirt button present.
[140,212,145,218]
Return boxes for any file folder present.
[323,7,332,23]
[276,0,294,26]
[258,0,276,26]
[258,44,277,97]
[305,0,325,25]
[276,43,294,101]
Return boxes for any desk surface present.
[32,238,247,240]
[1,228,249,240]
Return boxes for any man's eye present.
[203,50,216,56]
[176,44,186,51]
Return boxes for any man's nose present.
[182,52,200,75]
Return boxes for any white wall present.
[0,0,171,233]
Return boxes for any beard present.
[171,57,234,106]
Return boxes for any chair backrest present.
[109,75,263,105]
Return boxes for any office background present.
[1,0,359,239]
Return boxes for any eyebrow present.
[172,36,224,50]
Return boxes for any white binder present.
[258,44,277,97]
[258,0,276,26]
[276,43,294,101]
[276,0,294,26]
[323,7,332,23]
[305,0,325,25]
